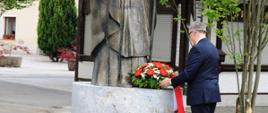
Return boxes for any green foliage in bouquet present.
[130,73,160,89]
[130,62,176,89]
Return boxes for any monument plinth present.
[72,82,174,113]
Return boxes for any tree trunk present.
[49,55,59,62]
[245,99,252,113]
[236,97,241,113]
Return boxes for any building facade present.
[0,0,79,54]
[0,1,39,54]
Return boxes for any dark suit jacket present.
[171,38,221,105]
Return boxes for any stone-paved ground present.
[184,106,268,113]
[0,55,73,113]
[215,106,268,113]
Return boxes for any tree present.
[237,0,267,112]
[0,0,34,16]
[37,0,77,62]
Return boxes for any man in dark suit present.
[160,21,221,113]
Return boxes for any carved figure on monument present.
[89,0,156,86]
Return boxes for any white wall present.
[0,1,39,54]
[222,22,268,64]
[84,14,92,56]
[151,14,173,62]
[77,13,93,80]
[0,0,79,54]
[219,72,268,93]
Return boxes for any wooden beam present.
[171,13,178,68]
[221,64,268,72]
[179,0,192,71]
[157,0,180,14]
[75,0,87,81]
[79,55,94,61]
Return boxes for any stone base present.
[72,82,174,113]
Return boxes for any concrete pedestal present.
[72,82,174,113]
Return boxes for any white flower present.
[167,69,173,73]
[153,74,160,80]
[141,72,146,79]
[148,63,154,67]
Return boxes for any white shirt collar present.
[195,37,206,45]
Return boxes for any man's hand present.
[160,78,171,88]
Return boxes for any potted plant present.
[0,41,30,67]
[58,47,76,71]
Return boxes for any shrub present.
[37,0,77,62]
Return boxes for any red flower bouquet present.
[129,62,176,89]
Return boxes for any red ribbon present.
[174,86,185,113]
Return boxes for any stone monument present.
[89,0,156,86]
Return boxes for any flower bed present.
[0,41,30,57]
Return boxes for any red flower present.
[0,43,30,57]
[153,62,163,69]
[141,63,148,68]
[135,68,142,77]
[171,72,177,78]
[165,64,172,70]
[58,48,76,61]
[146,68,154,76]
[160,69,168,76]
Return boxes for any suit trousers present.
[191,103,216,113]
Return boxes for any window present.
[3,17,16,40]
